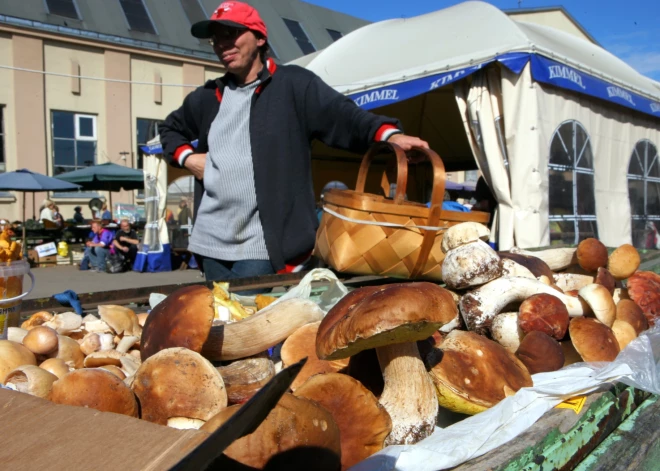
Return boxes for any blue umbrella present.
[0,169,81,254]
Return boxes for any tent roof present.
[299,1,659,102]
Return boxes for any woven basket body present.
[314,144,490,281]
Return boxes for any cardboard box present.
[27,249,57,267]
[0,389,207,470]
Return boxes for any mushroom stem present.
[376,342,438,446]
[510,247,577,271]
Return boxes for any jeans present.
[201,257,274,295]
[88,246,109,272]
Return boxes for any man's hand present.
[85,241,92,247]
[184,153,207,180]
[122,246,129,253]
[387,133,429,151]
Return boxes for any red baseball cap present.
[191,2,268,39]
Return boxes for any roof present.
[503,5,600,45]
[297,1,659,103]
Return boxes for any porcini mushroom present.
[131,347,227,426]
[501,259,535,279]
[610,299,649,350]
[43,312,82,335]
[608,244,640,280]
[515,331,564,374]
[316,282,457,445]
[626,271,660,326]
[442,239,502,289]
[39,358,71,379]
[20,311,53,330]
[578,284,616,327]
[576,238,608,272]
[498,252,554,279]
[595,267,616,295]
[97,305,142,337]
[0,340,36,383]
[294,373,392,470]
[568,317,620,362]
[4,365,58,398]
[441,221,490,252]
[217,357,276,404]
[7,327,28,344]
[22,326,59,356]
[490,312,524,353]
[48,335,84,369]
[510,246,577,271]
[553,273,596,292]
[518,293,570,340]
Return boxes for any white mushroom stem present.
[83,318,113,334]
[501,259,535,279]
[376,342,438,446]
[510,247,577,271]
[167,417,206,430]
[490,312,524,353]
[116,336,139,354]
[460,277,586,333]
[99,333,115,351]
[441,222,490,253]
[7,327,28,343]
[553,273,595,292]
[43,312,82,335]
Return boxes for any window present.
[118,0,157,34]
[0,107,5,173]
[628,140,660,249]
[179,0,207,25]
[548,120,598,245]
[283,18,316,55]
[137,118,163,198]
[52,111,97,175]
[45,0,80,19]
[327,29,343,42]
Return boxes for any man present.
[177,199,191,227]
[160,1,428,283]
[85,221,113,272]
[112,219,140,265]
[73,206,85,224]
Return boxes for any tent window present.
[628,139,660,249]
[283,18,316,55]
[548,120,598,245]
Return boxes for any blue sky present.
[305,0,660,82]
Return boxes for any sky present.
[305,0,660,82]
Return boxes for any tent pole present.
[32,193,35,220]
[23,192,27,257]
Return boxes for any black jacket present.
[160,60,400,271]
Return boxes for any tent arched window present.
[548,120,598,245]
[627,139,660,249]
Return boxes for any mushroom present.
[515,331,564,374]
[99,365,126,380]
[610,299,649,350]
[140,285,323,361]
[116,335,139,354]
[460,277,586,334]
[553,273,595,292]
[490,312,524,353]
[131,347,227,426]
[568,317,620,362]
[576,238,609,272]
[22,326,59,356]
[280,321,349,391]
[7,327,28,344]
[48,335,84,369]
[82,316,113,334]
[48,369,139,417]
[79,333,102,356]
[167,418,206,430]
[216,357,276,404]
[136,312,149,327]
[316,282,457,445]
[595,267,616,295]
[0,340,36,382]
[4,365,58,398]
[97,305,142,337]
[441,221,490,252]
[201,394,341,469]
[501,259,535,279]
[608,244,640,280]
[442,239,502,289]
[428,330,532,415]
[20,311,54,330]
[83,350,141,376]
[613,288,630,304]
[294,373,392,470]
[626,271,660,327]
[578,284,616,327]
[518,293,570,340]
[509,246,577,271]
[498,252,554,279]
[39,358,71,379]
[43,312,82,335]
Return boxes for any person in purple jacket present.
[85,221,114,273]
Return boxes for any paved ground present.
[25,265,204,300]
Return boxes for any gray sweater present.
[187,79,269,261]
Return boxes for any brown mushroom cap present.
[22,326,59,356]
[569,317,620,362]
[294,373,392,470]
[201,393,341,469]
[611,320,638,351]
[48,369,138,417]
[20,311,53,330]
[217,357,276,405]
[97,305,142,337]
[316,283,457,360]
[576,238,608,272]
[140,285,214,361]
[428,330,532,415]
[39,358,71,379]
[627,271,660,327]
[4,365,58,398]
[132,347,227,425]
[49,335,85,369]
[515,331,565,374]
[595,267,616,295]
[616,299,648,335]
[518,293,570,340]
[608,244,640,280]
[281,322,349,390]
[498,252,554,279]
[578,284,616,327]
[99,365,127,380]
[0,340,37,383]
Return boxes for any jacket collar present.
[215,58,277,101]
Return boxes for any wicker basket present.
[314,143,490,281]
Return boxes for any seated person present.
[39,199,55,223]
[100,203,112,221]
[83,220,113,272]
[52,205,64,227]
[73,206,85,224]
[113,219,139,265]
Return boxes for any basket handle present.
[355,142,409,204]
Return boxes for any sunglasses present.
[208,27,246,45]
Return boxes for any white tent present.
[294,1,660,250]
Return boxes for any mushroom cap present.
[611,319,637,351]
[83,350,126,368]
[99,365,127,380]
[39,358,71,379]
[97,305,142,337]
[316,282,458,360]
[518,293,570,340]
[217,357,276,404]
[568,317,620,362]
[553,273,596,292]
[48,369,139,417]
[201,393,341,469]
[576,238,608,272]
[441,239,502,289]
[608,244,640,280]
[22,326,59,356]
[626,271,660,327]
[499,252,554,279]
[441,221,490,252]
[0,340,37,383]
[49,335,84,369]
[515,331,565,374]
[616,299,648,335]
[428,330,532,415]
[281,321,349,390]
[294,373,392,470]
[595,267,616,295]
[141,285,214,360]
[4,365,58,398]
[20,311,53,330]
[578,284,616,327]
[132,347,227,425]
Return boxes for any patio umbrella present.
[55,163,144,217]
[0,169,81,254]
